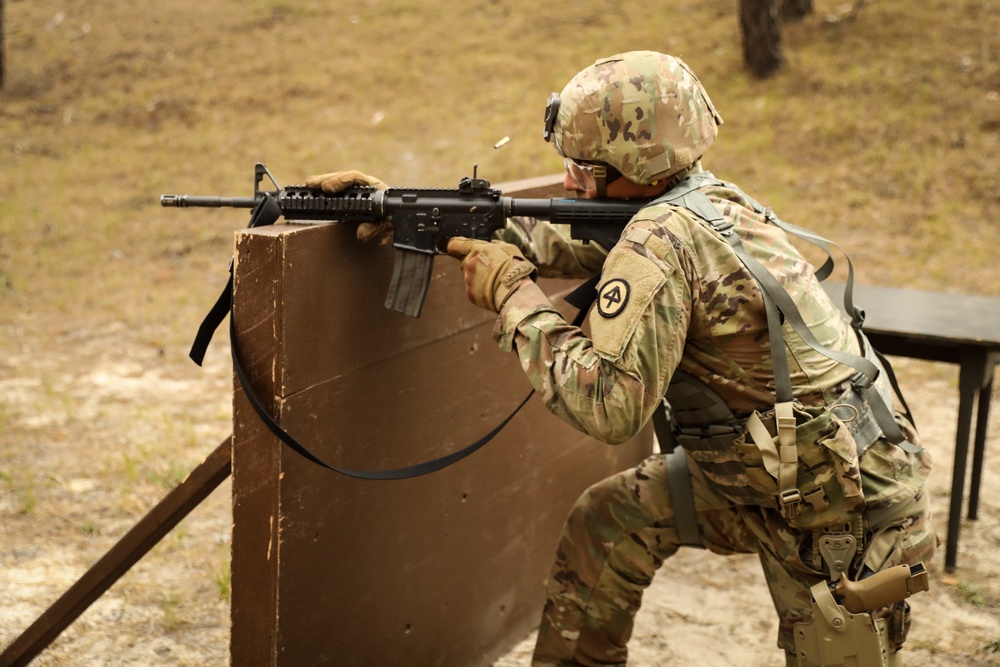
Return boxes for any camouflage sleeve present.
[496,216,608,279]
[492,212,690,445]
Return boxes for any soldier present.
[307,51,936,666]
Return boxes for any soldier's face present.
[564,164,660,201]
[563,171,595,198]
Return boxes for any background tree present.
[740,0,784,78]
[740,0,815,78]
[781,0,813,22]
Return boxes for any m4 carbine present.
[161,163,647,317]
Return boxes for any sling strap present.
[189,195,283,366]
[648,173,916,452]
[191,198,594,478]
[230,302,535,479]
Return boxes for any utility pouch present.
[733,401,865,530]
[886,601,912,652]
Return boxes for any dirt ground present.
[3,338,1000,666]
[2,0,1000,665]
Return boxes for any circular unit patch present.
[597,278,630,318]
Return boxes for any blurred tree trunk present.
[781,0,813,22]
[740,0,784,78]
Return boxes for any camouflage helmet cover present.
[548,51,723,184]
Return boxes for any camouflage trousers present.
[530,447,936,667]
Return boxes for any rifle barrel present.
[160,195,257,208]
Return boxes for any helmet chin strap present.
[593,164,608,198]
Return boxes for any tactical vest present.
[645,172,918,532]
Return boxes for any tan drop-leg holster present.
[791,580,894,666]
[789,560,926,666]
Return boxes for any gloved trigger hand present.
[446,237,537,313]
[303,169,391,244]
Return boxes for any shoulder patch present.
[591,249,671,360]
[597,279,630,318]
[625,225,675,261]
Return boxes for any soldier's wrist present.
[493,281,555,351]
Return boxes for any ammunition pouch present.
[735,401,865,530]
[672,384,877,531]
[886,601,912,653]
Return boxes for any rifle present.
[161,163,648,317]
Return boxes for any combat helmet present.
[543,51,723,190]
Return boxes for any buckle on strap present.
[775,402,799,506]
[780,489,802,520]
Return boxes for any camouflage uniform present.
[494,173,936,665]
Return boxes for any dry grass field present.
[1,0,999,664]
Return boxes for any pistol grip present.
[385,249,434,317]
[835,562,929,613]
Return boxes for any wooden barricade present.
[230,176,653,666]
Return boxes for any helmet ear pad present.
[551,51,723,185]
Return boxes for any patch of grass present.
[9,469,39,515]
[148,460,189,490]
[252,0,295,17]
[3,0,998,331]
[121,452,141,482]
[162,591,181,632]
[905,638,940,654]
[956,579,988,608]
[161,412,199,450]
[212,560,232,601]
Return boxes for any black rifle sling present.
[230,293,594,480]
[564,272,602,311]
[192,195,598,479]
[189,195,282,366]
[189,273,232,367]
[230,307,536,479]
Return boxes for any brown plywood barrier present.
[230,176,653,666]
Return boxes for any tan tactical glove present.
[304,170,390,244]
[446,237,537,312]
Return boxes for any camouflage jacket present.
[494,175,860,445]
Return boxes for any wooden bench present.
[824,282,1000,570]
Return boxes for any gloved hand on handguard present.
[446,237,537,313]
[304,170,390,244]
